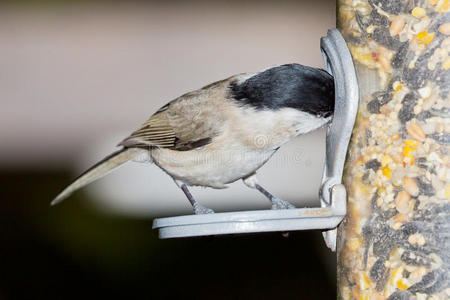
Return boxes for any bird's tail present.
[51,148,144,205]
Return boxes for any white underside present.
[145,106,329,188]
[151,147,277,188]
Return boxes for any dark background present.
[1,1,336,299]
[2,171,336,299]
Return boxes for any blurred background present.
[1,0,336,299]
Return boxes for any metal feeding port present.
[153,29,359,251]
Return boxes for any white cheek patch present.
[291,110,330,135]
[238,106,329,137]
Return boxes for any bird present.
[52,63,335,214]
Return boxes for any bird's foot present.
[271,197,296,210]
[193,203,215,214]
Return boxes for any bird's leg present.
[175,180,214,214]
[255,184,296,210]
[243,174,295,210]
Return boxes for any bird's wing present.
[119,87,227,151]
[119,109,178,149]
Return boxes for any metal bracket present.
[153,29,358,251]
[319,29,359,251]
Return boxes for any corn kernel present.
[382,165,392,179]
[403,146,414,157]
[393,84,403,97]
[422,32,435,45]
[402,146,415,165]
[417,31,435,45]
[397,279,408,290]
[412,7,426,18]
[417,30,427,39]
[445,183,450,198]
[404,140,418,148]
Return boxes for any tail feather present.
[51,148,143,205]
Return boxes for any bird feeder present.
[336,1,449,299]
[153,29,359,251]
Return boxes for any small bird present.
[52,63,334,214]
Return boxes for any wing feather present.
[119,81,228,151]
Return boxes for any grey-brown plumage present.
[51,148,142,205]
[118,84,225,151]
[52,64,334,213]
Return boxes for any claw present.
[271,197,296,210]
[193,203,215,214]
